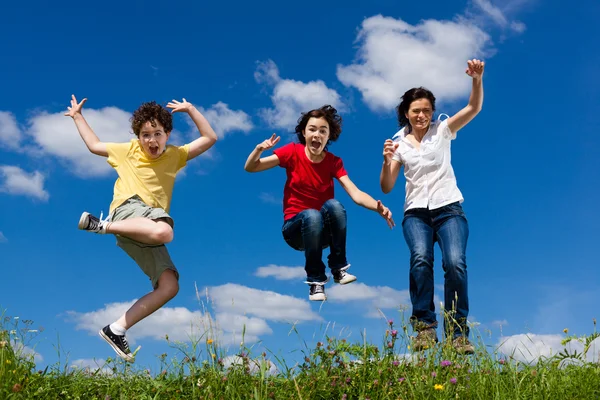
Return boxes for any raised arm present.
[338,175,395,229]
[64,95,108,157]
[447,59,485,135]
[244,133,281,172]
[167,99,218,161]
[380,139,402,194]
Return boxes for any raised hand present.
[466,59,485,80]
[383,139,399,164]
[376,200,395,229]
[256,133,281,152]
[166,98,194,113]
[64,94,87,118]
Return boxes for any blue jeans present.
[282,199,348,283]
[402,202,469,338]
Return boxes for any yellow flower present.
[211,353,216,359]
[6,360,11,364]
[563,328,568,334]
[407,345,411,350]
[434,384,444,390]
[207,339,214,345]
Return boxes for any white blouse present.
[392,119,463,212]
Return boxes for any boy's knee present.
[157,271,179,299]
[322,199,345,213]
[154,222,174,244]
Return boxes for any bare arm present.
[338,175,395,228]
[447,59,485,135]
[65,95,108,157]
[380,139,402,193]
[244,134,281,172]
[166,99,218,161]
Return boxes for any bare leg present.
[115,270,179,330]
[106,218,173,245]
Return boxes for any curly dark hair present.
[396,87,436,131]
[130,101,173,136]
[294,105,342,148]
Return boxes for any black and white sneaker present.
[332,264,357,285]
[78,212,108,234]
[99,325,134,362]
[307,280,328,301]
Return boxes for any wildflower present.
[434,384,444,390]
[105,396,111,400]
[450,377,457,385]
[388,319,394,326]
[211,353,216,359]
[431,371,437,378]
[0,341,7,348]
[391,329,398,338]
[6,360,11,365]
[342,395,348,400]
[499,359,506,365]
[346,377,351,384]
[563,328,568,334]
[374,379,379,385]
[12,384,22,393]
[407,345,411,350]
[441,360,452,367]
[207,339,214,345]
[387,341,393,348]
[398,377,405,383]
[392,360,400,366]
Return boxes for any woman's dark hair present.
[396,87,436,130]
[131,101,173,136]
[294,105,342,147]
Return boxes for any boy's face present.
[138,120,170,159]
[303,117,330,156]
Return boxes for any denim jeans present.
[282,199,348,283]
[402,202,469,338]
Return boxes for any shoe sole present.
[78,212,90,230]
[334,275,357,285]
[309,294,327,301]
[99,329,135,362]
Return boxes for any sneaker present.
[452,336,475,355]
[99,325,134,362]
[332,264,357,285]
[412,328,438,351]
[307,282,327,301]
[78,212,107,233]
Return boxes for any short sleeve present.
[106,142,133,168]
[439,119,456,141]
[332,156,348,179]
[174,144,190,172]
[273,143,295,169]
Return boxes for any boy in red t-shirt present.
[244,105,395,301]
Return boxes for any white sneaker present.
[332,264,357,285]
[78,212,108,233]
[306,279,328,301]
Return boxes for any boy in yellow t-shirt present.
[65,95,218,362]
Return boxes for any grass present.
[1,311,600,399]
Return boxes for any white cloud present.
[222,355,278,375]
[491,319,509,327]
[0,111,22,149]
[0,231,6,243]
[470,0,527,33]
[208,283,321,323]
[254,264,305,280]
[256,60,345,130]
[258,192,282,205]
[327,283,411,318]
[0,165,49,201]
[473,0,508,27]
[197,102,253,139]
[13,343,43,363]
[496,334,600,364]
[336,15,490,111]
[27,107,132,177]
[70,358,113,375]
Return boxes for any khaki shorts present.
[110,195,179,289]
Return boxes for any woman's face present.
[406,98,433,131]
[303,117,330,156]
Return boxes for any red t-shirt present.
[274,143,348,220]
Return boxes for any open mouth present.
[310,140,321,151]
[149,145,160,156]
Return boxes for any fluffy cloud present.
[27,107,132,177]
[0,165,49,201]
[327,283,411,318]
[258,192,282,205]
[0,231,6,243]
[0,111,22,149]
[70,358,112,375]
[197,102,253,139]
[254,265,305,280]
[470,0,527,33]
[256,60,345,130]
[497,334,600,364]
[208,283,321,323]
[337,15,490,111]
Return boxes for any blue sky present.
[1,0,599,370]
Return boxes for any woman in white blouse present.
[380,59,485,354]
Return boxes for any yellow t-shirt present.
[106,140,190,213]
